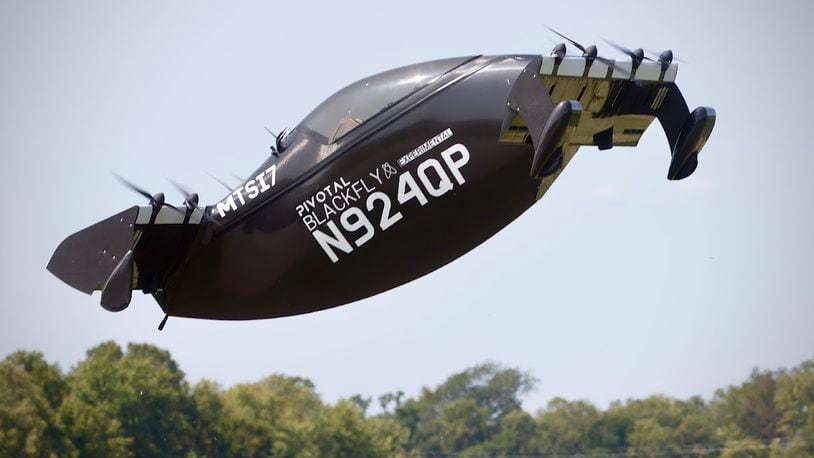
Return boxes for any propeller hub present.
[583,45,598,61]
[152,192,165,209]
[659,49,673,66]
[551,43,566,63]
[603,39,649,71]
[632,48,644,64]
[185,193,199,210]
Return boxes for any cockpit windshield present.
[297,57,471,144]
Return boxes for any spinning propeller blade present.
[603,38,653,65]
[114,173,154,203]
[206,172,234,192]
[544,26,629,76]
[645,48,687,65]
[265,127,288,156]
[168,179,199,210]
[114,174,182,214]
[167,178,220,225]
[544,25,586,54]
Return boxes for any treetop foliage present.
[0,342,812,457]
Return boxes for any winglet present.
[667,106,716,180]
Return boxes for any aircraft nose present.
[47,207,138,294]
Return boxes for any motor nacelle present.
[668,106,716,180]
[530,100,582,179]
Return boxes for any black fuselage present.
[167,56,540,319]
[48,51,714,321]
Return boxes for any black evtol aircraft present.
[48,37,716,327]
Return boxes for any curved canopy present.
[298,57,471,144]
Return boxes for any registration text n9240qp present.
[310,144,470,263]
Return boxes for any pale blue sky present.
[1,0,812,411]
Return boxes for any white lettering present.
[216,196,238,218]
[340,207,374,247]
[369,168,382,185]
[417,158,453,197]
[366,192,402,230]
[245,179,260,199]
[441,144,470,185]
[302,214,318,231]
[312,221,353,263]
[397,171,428,206]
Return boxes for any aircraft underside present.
[48,48,715,325]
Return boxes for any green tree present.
[377,390,404,414]
[190,379,228,456]
[57,341,193,457]
[348,394,372,416]
[394,362,536,454]
[773,358,814,456]
[592,400,635,452]
[467,408,537,456]
[624,396,718,456]
[3,341,813,457]
[217,375,322,456]
[363,415,410,457]
[315,400,407,457]
[0,358,76,457]
[532,397,601,455]
[4,351,67,411]
[713,366,783,451]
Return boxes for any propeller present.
[170,178,221,226]
[544,26,629,76]
[545,26,596,60]
[549,42,566,63]
[645,48,687,71]
[646,48,687,64]
[276,128,288,152]
[169,179,199,212]
[114,174,181,214]
[265,127,289,157]
[603,38,654,69]
[206,172,234,192]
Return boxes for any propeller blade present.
[114,174,192,218]
[206,172,234,192]
[603,38,634,58]
[266,126,288,156]
[544,25,586,53]
[645,48,688,64]
[168,178,190,197]
[114,173,155,203]
[603,39,650,68]
[168,179,199,210]
[275,128,288,152]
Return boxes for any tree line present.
[1,341,812,457]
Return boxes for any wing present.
[500,56,716,200]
